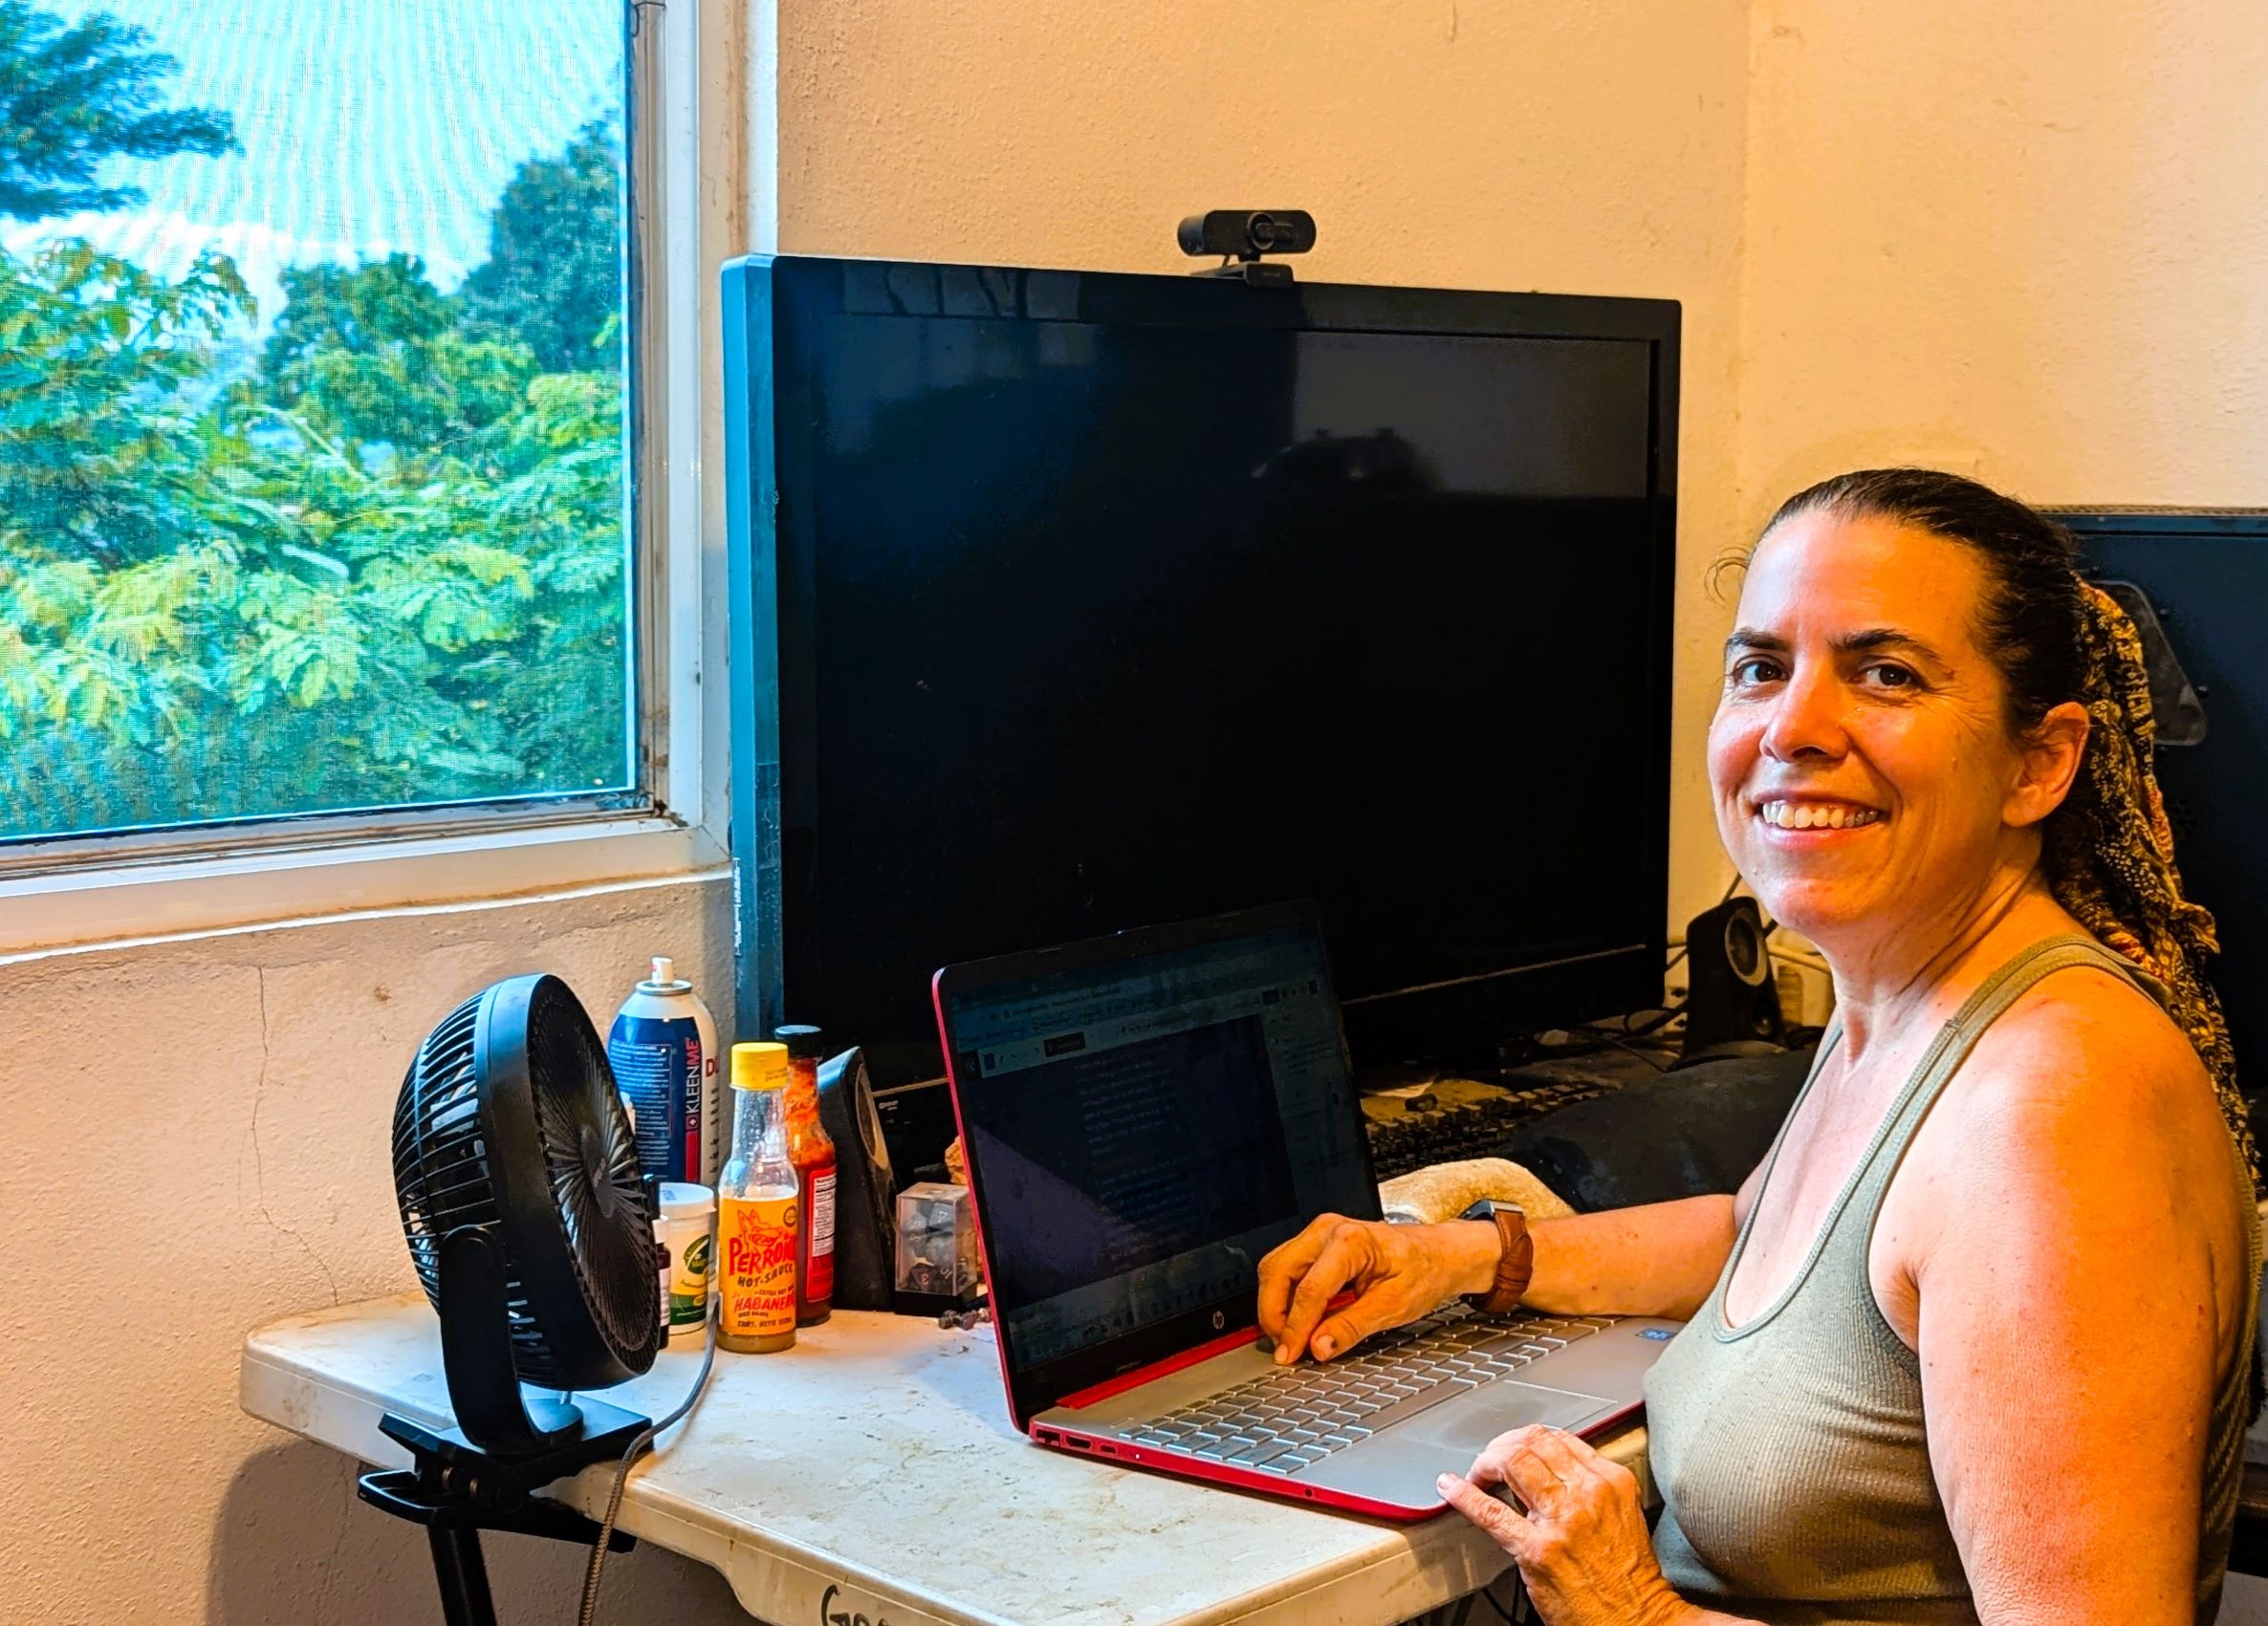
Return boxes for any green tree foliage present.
[0,239,247,568]
[0,239,629,836]
[256,253,539,451]
[456,119,623,374]
[0,8,632,840]
[0,0,233,220]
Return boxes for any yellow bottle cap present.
[731,1040,789,1092]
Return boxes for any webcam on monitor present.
[1178,209,1316,285]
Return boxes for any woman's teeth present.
[1759,802,1881,831]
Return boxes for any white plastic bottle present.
[607,956,725,1186]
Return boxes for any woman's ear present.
[2007,701,2090,828]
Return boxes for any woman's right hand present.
[1255,1213,1503,1363]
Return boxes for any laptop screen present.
[937,907,1380,1415]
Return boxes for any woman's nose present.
[1759,664,1848,762]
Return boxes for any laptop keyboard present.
[1105,1304,1619,1476]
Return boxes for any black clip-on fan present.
[360,974,662,1626]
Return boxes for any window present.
[0,0,652,856]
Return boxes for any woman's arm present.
[1524,1194,1739,1321]
[1258,1192,1740,1362]
[1901,995,2241,1626]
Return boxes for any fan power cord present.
[576,1308,720,1626]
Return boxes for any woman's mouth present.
[1755,798,1883,832]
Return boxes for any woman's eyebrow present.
[1832,628,1945,663]
[1722,628,1950,664]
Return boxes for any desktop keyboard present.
[1363,1077,1621,1179]
[1104,1303,1617,1475]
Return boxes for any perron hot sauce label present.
[719,1194,799,1340]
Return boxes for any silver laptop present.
[933,900,1681,1518]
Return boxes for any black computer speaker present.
[816,1045,899,1311]
[1681,897,1786,1058]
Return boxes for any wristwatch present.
[1459,1198,1534,1317]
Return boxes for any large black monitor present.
[723,254,1680,1090]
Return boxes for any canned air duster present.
[608,956,722,1186]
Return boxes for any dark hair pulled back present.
[1763,467,2257,1193]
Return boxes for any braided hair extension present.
[1758,469,2259,1197]
[2049,582,2258,1191]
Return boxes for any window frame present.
[0,0,729,955]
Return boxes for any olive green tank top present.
[1642,934,2259,1625]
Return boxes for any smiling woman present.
[1258,467,2261,1626]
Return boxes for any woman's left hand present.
[1436,1425,1691,1626]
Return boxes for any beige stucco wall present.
[0,878,745,1623]
[1736,0,2268,522]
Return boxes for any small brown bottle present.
[776,1025,838,1324]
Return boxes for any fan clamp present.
[359,1226,650,1625]
[359,1228,649,1613]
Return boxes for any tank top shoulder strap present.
[1903,931,2164,1106]
[1848,932,2167,1225]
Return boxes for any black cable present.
[1598,1035,1671,1073]
[1583,999,1689,1041]
[576,1306,720,1626]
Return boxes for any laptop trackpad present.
[1394,1381,1604,1451]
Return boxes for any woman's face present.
[1707,509,2071,954]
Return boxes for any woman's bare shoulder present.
[1925,962,2239,1225]
[1969,964,2212,1118]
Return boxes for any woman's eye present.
[1730,657,1783,684]
[1864,662,1918,689]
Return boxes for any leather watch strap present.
[1463,1207,1535,1316]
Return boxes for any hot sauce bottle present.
[774,1024,837,1325]
[716,1042,798,1354]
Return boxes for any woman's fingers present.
[1437,1470,1537,1557]
[1277,1225,1373,1360]
[1465,1429,1526,1494]
[1479,1424,1618,1522]
[1255,1213,1346,1339]
[1496,1436,1569,1514]
[1309,1288,1409,1362]
[1521,1424,1639,1506]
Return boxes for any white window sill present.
[0,815,731,962]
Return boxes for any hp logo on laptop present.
[1211,1311,1226,1331]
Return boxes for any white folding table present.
[242,1295,1649,1626]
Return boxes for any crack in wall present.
[250,965,343,1307]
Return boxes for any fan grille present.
[393,977,657,1393]
[394,992,495,1305]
